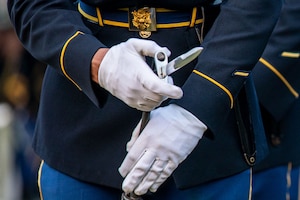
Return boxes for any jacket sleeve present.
[252,0,300,122]
[174,0,282,134]
[7,0,107,106]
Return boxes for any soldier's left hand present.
[119,104,207,196]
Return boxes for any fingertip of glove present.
[118,167,128,178]
[161,47,171,57]
[169,87,183,99]
[149,187,158,193]
[177,88,184,99]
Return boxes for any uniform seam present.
[259,57,299,98]
[193,69,234,108]
[38,160,44,200]
[60,31,83,90]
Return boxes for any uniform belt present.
[78,1,204,30]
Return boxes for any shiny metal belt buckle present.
[129,7,157,38]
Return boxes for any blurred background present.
[0,0,46,199]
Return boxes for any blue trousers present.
[38,161,252,200]
[252,163,300,200]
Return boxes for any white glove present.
[98,38,183,111]
[119,104,207,195]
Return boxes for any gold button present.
[139,31,151,38]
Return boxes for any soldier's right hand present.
[98,38,183,111]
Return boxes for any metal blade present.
[166,47,203,75]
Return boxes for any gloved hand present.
[98,38,183,111]
[119,104,207,195]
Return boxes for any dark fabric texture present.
[8,0,281,189]
[252,0,300,172]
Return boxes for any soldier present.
[8,0,281,199]
[252,0,300,199]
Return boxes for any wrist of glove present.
[118,104,207,196]
[98,38,183,111]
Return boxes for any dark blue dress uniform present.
[8,0,281,195]
[251,0,300,198]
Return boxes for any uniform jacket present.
[8,0,281,189]
[252,0,300,171]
